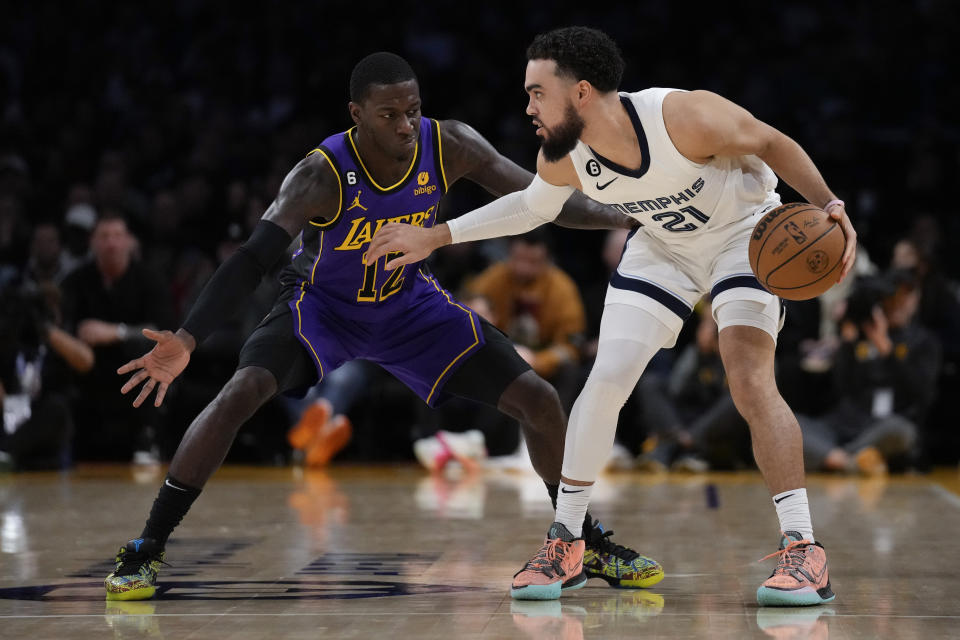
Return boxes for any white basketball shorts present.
[605,205,783,347]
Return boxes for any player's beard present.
[540,102,585,162]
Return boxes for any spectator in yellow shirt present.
[466,229,586,410]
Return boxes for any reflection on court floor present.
[1,464,959,638]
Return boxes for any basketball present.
[748,202,846,300]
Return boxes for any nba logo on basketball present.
[749,202,845,299]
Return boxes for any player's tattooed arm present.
[117,154,339,408]
[439,120,636,230]
[552,190,638,230]
[263,152,341,235]
[178,152,339,347]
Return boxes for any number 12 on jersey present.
[358,252,405,302]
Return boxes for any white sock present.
[772,488,814,542]
[554,481,593,537]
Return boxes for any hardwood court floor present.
[1,463,959,639]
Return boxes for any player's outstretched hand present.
[367,223,450,270]
[117,328,192,407]
[826,201,857,283]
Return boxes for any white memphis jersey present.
[569,88,780,243]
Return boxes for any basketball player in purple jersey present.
[104,53,663,601]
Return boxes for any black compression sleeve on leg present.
[181,220,292,345]
[141,474,202,546]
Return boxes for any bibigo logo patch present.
[414,171,436,196]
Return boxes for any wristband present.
[823,199,844,212]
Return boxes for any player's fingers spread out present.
[155,382,169,407]
[117,357,144,375]
[133,378,157,408]
[141,328,166,342]
[121,369,150,395]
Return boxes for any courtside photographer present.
[0,280,93,471]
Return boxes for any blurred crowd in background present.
[2,2,958,474]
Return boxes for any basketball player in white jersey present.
[368,26,856,606]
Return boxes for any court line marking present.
[3,613,960,619]
[930,484,960,510]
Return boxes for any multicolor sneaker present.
[757,531,835,606]
[104,538,166,601]
[511,522,586,601]
[582,519,664,588]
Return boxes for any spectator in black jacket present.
[797,271,942,474]
[60,212,174,463]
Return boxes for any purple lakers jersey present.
[280,117,485,406]
[288,118,447,308]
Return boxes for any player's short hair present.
[350,52,418,103]
[526,26,624,93]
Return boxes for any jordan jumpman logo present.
[347,190,368,211]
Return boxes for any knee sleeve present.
[713,297,783,344]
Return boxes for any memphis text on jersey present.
[608,177,708,233]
